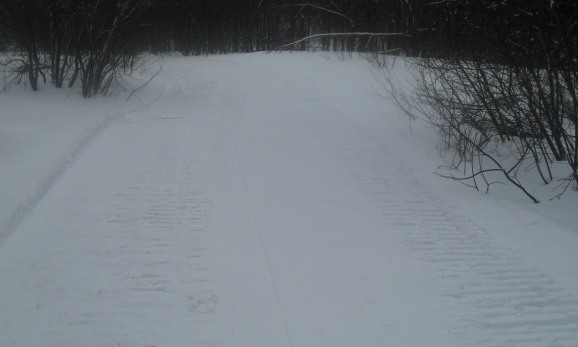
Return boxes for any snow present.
[0,74,160,244]
[0,52,577,346]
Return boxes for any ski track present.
[1,54,577,346]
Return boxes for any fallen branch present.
[126,64,162,102]
[281,32,411,48]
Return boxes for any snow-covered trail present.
[1,53,577,346]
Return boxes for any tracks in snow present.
[340,140,578,346]
[109,117,213,316]
[1,54,577,346]
[0,72,220,346]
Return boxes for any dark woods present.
[140,0,417,55]
[0,0,422,96]
[3,1,575,90]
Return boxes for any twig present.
[126,64,161,102]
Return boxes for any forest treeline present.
[2,0,575,92]
[0,0,424,95]
[0,0,425,58]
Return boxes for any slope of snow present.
[0,52,577,346]
[0,64,164,243]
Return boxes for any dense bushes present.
[383,0,578,201]
[0,0,151,96]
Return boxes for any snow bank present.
[0,63,163,243]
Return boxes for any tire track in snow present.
[109,127,213,312]
[286,107,448,345]
[101,77,219,344]
[340,142,578,345]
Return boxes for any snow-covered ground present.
[0,52,577,346]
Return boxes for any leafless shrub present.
[1,0,151,97]
[377,1,577,202]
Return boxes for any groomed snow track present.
[0,53,577,346]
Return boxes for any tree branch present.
[282,32,410,48]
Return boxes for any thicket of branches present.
[383,0,578,201]
[0,0,151,96]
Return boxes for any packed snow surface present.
[1,53,577,346]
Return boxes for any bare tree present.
[76,0,151,97]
